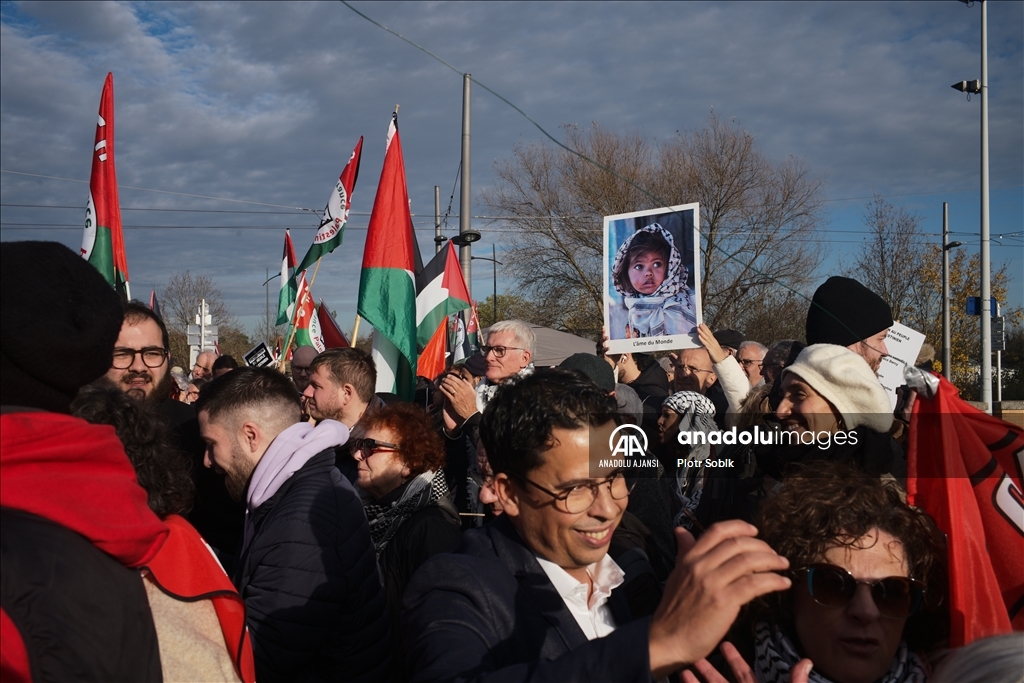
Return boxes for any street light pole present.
[979,0,992,411]
[459,73,473,297]
[941,203,963,381]
[470,245,502,325]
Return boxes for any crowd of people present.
[1,240,1021,683]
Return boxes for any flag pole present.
[352,315,362,345]
[279,257,323,369]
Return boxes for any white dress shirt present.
[535,553,626,640]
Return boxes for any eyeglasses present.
[112,347,168,369]
[481,345,525,359]
[514,471,636,514]
[675,364,713,375]
[292,365,312,375]
[350,438,401,460]
[738,358,763,368]
[795,563,924,619]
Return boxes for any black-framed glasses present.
[292,365,312,375]
[513,470,636,514]
[481,345,525,359]
[738,358,763,368]
[350,438,401,460]
[795,563,924,619]
[112,347,168,369]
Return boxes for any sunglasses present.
[350,437,401,460]
[795,563,924,619]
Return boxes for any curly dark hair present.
[360,403,445,477]
[753,462,948,650]
[480,367,619,479]
[71,383,194,518]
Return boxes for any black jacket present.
[233,448,391,683]
[402,515,655,683]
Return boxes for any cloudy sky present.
[2,0,1021,339]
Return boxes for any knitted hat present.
[806,276,893,346]
[1,242,124,413]
[713,329,745,351]
[559,353,615,393]
[614,383,644,421]
[783,344,892,433]
[462,351,488,378]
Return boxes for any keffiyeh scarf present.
[663,391,717,529]
[364,470,451,558]
[475,364,534,413]
[753,622,928,683]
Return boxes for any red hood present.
[0,411,168,567]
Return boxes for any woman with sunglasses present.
[688,462,947,683]
[352,403,462,645]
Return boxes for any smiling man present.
[403,368,793,682]
[196,367,390,682]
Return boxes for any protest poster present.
[877,321,926,410]
[604,204,701,355]
[244,342,275,368]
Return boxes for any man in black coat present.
[196,367,390,683]
[402,368,793,682]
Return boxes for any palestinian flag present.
[81,72,129,300]
[418,320,448,380]
[416,242,471,351]
[450,300,481,363]
[296,137,364,275]
[276,229,298,325]
[318,300,350,349]
[292,274,325,352]
[357,112,418,400]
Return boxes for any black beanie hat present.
[559,353,615,393]
[1,241,125,413]
[805,276,893,347]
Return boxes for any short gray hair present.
[487,320,536,354]
[738,340,767,357]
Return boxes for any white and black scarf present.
[752,622,928,683]
[364,470,450,558]
[475,364,534,413]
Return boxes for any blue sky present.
[2,1,1021,339]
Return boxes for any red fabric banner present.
[907,374,1024,646]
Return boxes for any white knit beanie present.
[782,344,893,433]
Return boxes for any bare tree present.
[652,113,826,329]
[483,115,827,339]
[849,195,927,322]
[160,271,248,365]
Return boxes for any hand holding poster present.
[604,204,701,355]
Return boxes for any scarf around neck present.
[475,363,534,413]
[240,420,349,558]
[364,470,450,557]
[752,622,927,683]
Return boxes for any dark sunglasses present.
[795,563,924,619]
[350,438,401,460]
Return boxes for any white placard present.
[876,322,926,410]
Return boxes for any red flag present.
[907,374,1024,646]
[81,73,129,300]
[317,300,349,349]
[417,319,448,381]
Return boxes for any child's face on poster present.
[628,251,666,295]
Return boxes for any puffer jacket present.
[233,448,391,683]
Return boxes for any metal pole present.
[979,0,992,411]
[266,267,270,340]
[460,73,472,299]
[434,185,442,254]
[942,203,951,380]
[996,303,1002,403]
[492,244,498,324]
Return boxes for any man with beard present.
[806,276,893,373]
[303,348,384,485]
[196,368,391,682]
[104,302,243,560]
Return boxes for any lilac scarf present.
[240,420,349,557]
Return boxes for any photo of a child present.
[604,204,701,354]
